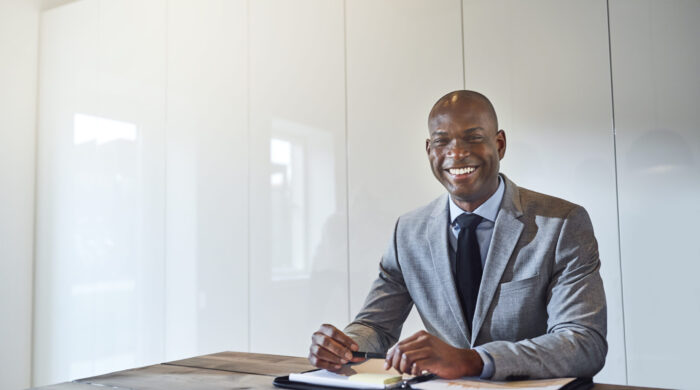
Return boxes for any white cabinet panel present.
[346,0,464,339]
[36,2,99,385]
[165,0,249,360]
[609,2,700,388]
[462,1,626,383]
[248,0,348,356]
[0,1,39,389]
[35,0,166,385]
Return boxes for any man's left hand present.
[384,330,484,379]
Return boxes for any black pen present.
[387,373,437,389]
[351,351,387,359]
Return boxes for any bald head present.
[428,90,498,133]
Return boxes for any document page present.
[413,377,576,390]
[289,359,409,389]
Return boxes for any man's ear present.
[496,130,507,160]
[425,138,431,154]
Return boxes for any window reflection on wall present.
[270,137,306,278]
[68,113,141,378]
[269,119,336,281]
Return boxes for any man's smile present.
[446,166,478,177]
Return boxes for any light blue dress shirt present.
[447,176,505,379]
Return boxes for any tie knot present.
[455,213,483,231]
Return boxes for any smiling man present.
[308,90,607,380]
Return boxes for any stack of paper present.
[288,359,408,389]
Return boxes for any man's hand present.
[309,324,365,372]
[384,330,484,379]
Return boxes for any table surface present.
[29,351,668,390]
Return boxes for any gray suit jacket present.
[344,174,607,380]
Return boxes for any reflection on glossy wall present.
[31,0,700,388]
[247,0,349,356]
[35,0,166,384]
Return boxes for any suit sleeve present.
[343,217,414,353]
[478,206,608,380]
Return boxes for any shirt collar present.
[449,175,505,225]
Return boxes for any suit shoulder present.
[394,194,446,234]
[399,195,445,220]
[516,186,588,220]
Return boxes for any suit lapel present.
[470,175,524,345]
[426,194,470,343]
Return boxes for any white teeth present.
[449,167,475,175]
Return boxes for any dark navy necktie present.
[455,213,484,332]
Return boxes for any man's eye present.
[432,139,448,145]
[467,135,484,143]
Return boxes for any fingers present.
[385,331,432,374]
[319,324,359,351]
[311,332,352,362]
[410,356,436,376]
[399,347,431,374]
[308,350,343,372]
[396,334,430,354]
[308,343,344,371]
[309,324,358,370]
[387,345,404,373]
[411,362,420,376]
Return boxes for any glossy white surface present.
[35,0,167,385]
[165,0,249,360]
[30,1,700,387]
[0,1,39,389]
[247,0,349,356]
[345,0,463,340]
[462,1,626,383]
[610,1,700,388]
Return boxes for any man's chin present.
[449,185,492,203]
[450,191,480,204]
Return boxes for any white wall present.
[610,1,700,388]
[165,0,249,360]
[28,0,700,389]
[0,1,39,389]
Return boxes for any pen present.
[387,373,437,389]
[351,351,387,359]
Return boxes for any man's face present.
[426,100,506,211]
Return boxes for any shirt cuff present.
[473,347,495,379]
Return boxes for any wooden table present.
[29,351,667,390]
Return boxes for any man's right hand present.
[308,324,364,371]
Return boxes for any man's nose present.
[447,139,471,159]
